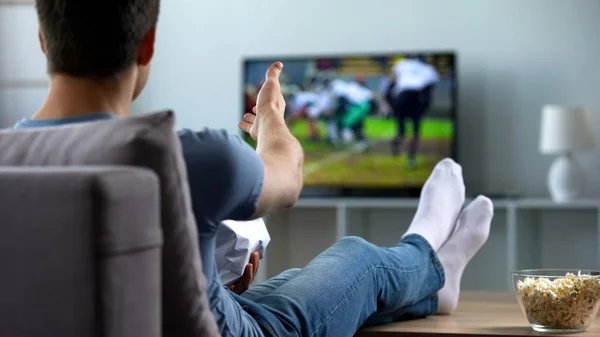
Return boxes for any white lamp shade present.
[539,105,594,154]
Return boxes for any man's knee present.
[337,236,378,255]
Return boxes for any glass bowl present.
[512,269,600,333]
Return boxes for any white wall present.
[0,4,49,127]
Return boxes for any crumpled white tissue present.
[215,218,270,286]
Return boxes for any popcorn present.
[516,273,600,329]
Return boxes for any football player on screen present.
[322,77,373,152]
[385,56,439,169]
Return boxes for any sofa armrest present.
[0,166,162,337]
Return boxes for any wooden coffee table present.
[355,292,600,336]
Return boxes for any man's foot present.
[407,157,417,169]
[402,159,465,251]
[436,196,493,314]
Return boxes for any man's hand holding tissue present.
[228,251,260,294]
[215,219,270,288]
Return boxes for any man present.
[387,57,439,168]
[326,78,373,152]
[15,1,493,336]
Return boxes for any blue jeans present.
[200,234,445,337]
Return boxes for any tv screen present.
[242,52,457,197]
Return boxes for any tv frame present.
[241,51,458,198]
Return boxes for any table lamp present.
[539,105,594,203]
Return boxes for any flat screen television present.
[242,52,457,197]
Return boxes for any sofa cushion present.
[0,111,220,337]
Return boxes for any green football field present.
[293,117,454,186]
[290,117,453,153]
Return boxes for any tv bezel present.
[241,51,458,198]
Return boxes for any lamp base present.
[547,153,584,203]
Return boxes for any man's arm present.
[238,62,304,218]
[253,113,304,217]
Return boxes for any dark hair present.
[35,0,160,79]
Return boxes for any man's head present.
[35,0,160,99]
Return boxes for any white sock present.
[436,195,493,314]
[402,158,465,251]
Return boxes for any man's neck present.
[33,74,135,120]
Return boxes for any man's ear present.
[137,27,157,66]
[38,30,47,54]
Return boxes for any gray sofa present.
[0,112,221,337]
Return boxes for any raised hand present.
[238,62,286,140]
